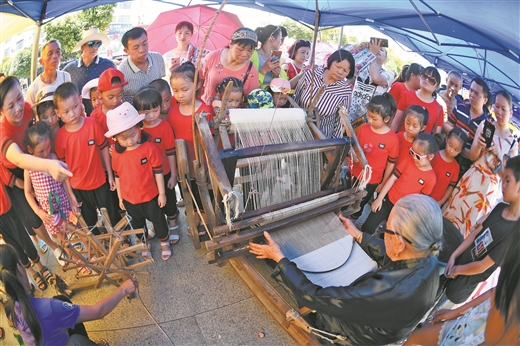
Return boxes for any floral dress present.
[443,131,517,238]
[29,170,72,235]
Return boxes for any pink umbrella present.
[147,5,243,55]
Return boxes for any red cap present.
[98,68,128,92]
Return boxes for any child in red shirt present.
[134,88,179,243]
[107,102,171,260]
[362,133,438,234]
[149,79,174,122]
[90,68,127,140]
[350,93,399,219]
[391,66,444,134]
[396,105,428,165]
[431,128,467,206]
[168,63,214,236]
[54,82,121,234]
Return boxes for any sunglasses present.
[87,41,102,49]
[384,229,413,244]
[409,147,428,161]
[420,74,437,86]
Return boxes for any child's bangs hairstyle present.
[367,93,397,120]
[505,154,520,182]
[149,79,171,94]
[114,122,151,154]
[421,66,441,86]
[36,101,56,121]
[405,104,429,127]
[175,21,194,34]
[288,39,311,60]
[53,82,80,106]
[24,121,52,151]
[170,62,196,83]
[0,76,21,109]
[413,132,439,155]
[215,77,244,95]
[446,127,469,147]
[326,49,355,79]
[133,87,162,111]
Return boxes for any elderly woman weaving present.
[250,194,443,345]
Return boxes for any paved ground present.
[1,210,297,346]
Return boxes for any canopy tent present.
[206,0,520,117]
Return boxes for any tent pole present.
[338,26,343,49]
[30,25,41,81]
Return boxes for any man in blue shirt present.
[64,27,116,115]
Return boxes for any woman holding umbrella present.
[168,21,210,72]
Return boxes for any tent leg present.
[31,25,41,81]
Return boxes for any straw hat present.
[73,27,110,52]
[105,102,144,138]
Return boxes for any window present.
[16,40,23,51]
[118,2,131,9]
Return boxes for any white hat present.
[32,85,57,109]
[105,102,145,138]
[81,78,99,99]
[73,27,110,52]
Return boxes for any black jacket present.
[272,234,439,345]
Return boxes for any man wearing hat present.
[64,27,116,115]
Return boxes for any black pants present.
[7,186,43,236]
[361,198,394,235]
[0,207,39,266]
[351,178,378,219]
[162,172,178,218]
[123,195,169,241]
[74,182,122,235]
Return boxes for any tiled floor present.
[1,212,296,346]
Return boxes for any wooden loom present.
[176,94,369,343]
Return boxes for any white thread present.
[223,191,240,231]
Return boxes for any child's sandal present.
[32,272,47,291]
[160,241,172,261]
[40,265,52,284]
[141,243,152,261]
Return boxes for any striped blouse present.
[294,65,352,138]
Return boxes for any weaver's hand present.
[249,231,285,263]
[119,278,138,295]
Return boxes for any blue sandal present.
[37,239,48,253]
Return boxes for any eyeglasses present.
[384,229,413,244]
[87,41,102,49]
[409,147,428,161]
[420,74,437,86]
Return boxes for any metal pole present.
[338,26,344,49]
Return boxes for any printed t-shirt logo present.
[154,138,162,143]
[88,139,95,146]
[141,158,148,164]
[446,171,451,177]
[62,302,74,310]
[378,143,385,149]
[418,178,425,185]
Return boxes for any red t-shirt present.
[168,102,214,177]
[397,90,444,134]
[431,151,460,202]
[90,107,115,145]
[144,119,176,176]
[286,62,302,80]
[396,131,413,166]
[112,140,163,204]
[55,117,108,190]
[0,102,33,170]
[388,158,437,205]
[351,124,399,184]
[388,82,408,106]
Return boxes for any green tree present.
[9,47,32,78]
[0,56,12,75]
[279,19,314,41]
[44,4,116,62]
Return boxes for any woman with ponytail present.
[0,243,137,345]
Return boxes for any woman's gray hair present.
[389,194,443,256]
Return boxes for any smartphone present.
[482,120,495,148]
[171,57,180,66]
[271,50,282,61]
[370,37,389,47]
